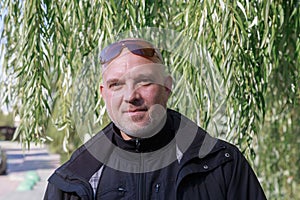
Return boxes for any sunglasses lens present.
[126,40,163,62]
[100,40,162,65]
[100,43,123,64]
[127,45,155,57]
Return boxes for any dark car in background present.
[0,126,16,141]
[0,145,7,175]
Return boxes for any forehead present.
[102,50,164,81]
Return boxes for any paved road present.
[0,141,60,200]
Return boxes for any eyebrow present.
[135,73,155,80]
[104,71,160,86]
[105,78,121,85]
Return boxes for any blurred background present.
[0,0,299,199]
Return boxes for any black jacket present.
[44,110,266,200]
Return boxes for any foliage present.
[0,0,299,199]
[0,111,14,127]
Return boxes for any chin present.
[120,121,163,139]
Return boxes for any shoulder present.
[67,122,114,165]
[191,131,248,169]
[188,133,258,184]
[172,111,247,173]
[178,137,266,199]
[50,123,114,179]
[168,109,244,162]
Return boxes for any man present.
[44,38,266,199]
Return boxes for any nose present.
[123,85,143,105]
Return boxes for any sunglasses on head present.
[100,39,163,65]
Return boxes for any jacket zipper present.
[155,183,160,200]
[136,138,146,200]
[138,172,146,200]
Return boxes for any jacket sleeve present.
[44,182,82,200]
[226,147,267,200]
[43,182,64,200]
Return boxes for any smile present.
[123,108,148,117]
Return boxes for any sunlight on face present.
[100,50,172,139]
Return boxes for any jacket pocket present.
[151,181,176,200]
[96,186,129,200]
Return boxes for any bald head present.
[100,44,172,139]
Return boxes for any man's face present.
[100,50,172,139]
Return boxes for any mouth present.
[122,107,150,123]
[124,108,148,113]
[123,107,148,117]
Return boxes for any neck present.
[121,131,133,140]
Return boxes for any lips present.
[122,108,148,122]
[125,108,148,113]
[123,107,148,118]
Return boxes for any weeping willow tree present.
[0,0,299,199]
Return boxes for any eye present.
[137,79,153,87]
[140,81,152,86]
[108,82,123,90]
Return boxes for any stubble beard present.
[109,104,167,139]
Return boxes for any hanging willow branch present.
[0,0,299,198]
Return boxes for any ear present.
[100,85,105,99]
[164,75,173,97]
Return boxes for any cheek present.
[141,86,167,104]
[104,91,123,108]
